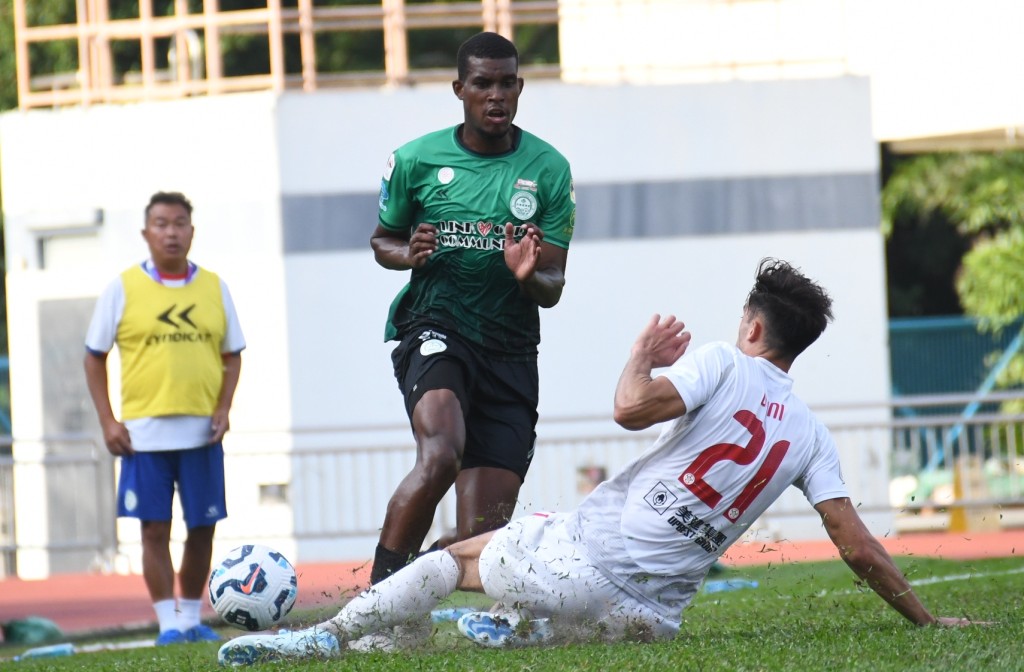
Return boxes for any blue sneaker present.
[217,627,340,666]
[456,612,553,648]
[185,624,222,643]
[156,629,187,646]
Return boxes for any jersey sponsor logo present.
[644,481,679,515]
[145,331,214,345]
[379,178,390,212]
[435,219,520,251]
[510,191,538,220]
[158,304,197,329]
[146,303,214,345]
[383,153,396,181]
[438,167,455,184]
[569,179,576,204]
[666,504,728,553]
[417,329,448,342]
[514,178,537,192]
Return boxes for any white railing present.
[2,392,1023,577]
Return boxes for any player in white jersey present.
[218,258,975,665]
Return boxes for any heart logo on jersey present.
[477,222,493,237]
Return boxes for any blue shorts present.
[117,443,227,529]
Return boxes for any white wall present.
[559,0,1024,143]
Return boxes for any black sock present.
[370,544,413,585]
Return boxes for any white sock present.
[328,550,459,640]
[153,599,180,633]
[178,598,203,631]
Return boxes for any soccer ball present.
[208,544,298,631]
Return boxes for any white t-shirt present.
[571,341,848,618]
[84,260,246,451]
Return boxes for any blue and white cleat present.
[217,627,339,666]
[456,612,553,648]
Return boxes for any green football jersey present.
[378,125,576,358]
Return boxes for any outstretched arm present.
[613,314,691,430]
[815,497,975,627]
[503,223,567,308]
[371,223,437,270]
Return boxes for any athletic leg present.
[141,520,176,603]
[176,444,227,640]
[178,524,215,599]
[218,533,496,665]
[372,388,464,583]
[454,466,521,540]
[332,532,493,639]
[453,356,537,543]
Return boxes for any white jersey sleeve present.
[659,341,733,414]
[219,278,246,354]
[793,420,849,505]
[84,277,126,354]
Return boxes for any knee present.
[414,446,460,485]
[140,521,172,545]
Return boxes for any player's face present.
[454,56,523,153]
[143,202,194,272]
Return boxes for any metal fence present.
[1,392,1022,578]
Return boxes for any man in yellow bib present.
[84,191,245,645]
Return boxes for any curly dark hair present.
[745,257,834,360]
[145,191,193,219]
[456,32,519,80]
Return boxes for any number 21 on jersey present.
[678,410,790,522]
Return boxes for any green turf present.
[4,556,1020,671]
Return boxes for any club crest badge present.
[420,339,447,356]
[510,190,538,220]
[438,167,455,184]
[644,481,678,515]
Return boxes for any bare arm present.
[210,352,242,444]
[83,351,133,456]
[613,314,692,430]
[370,223,437,270]
[815,497,977,627]
[503,223,567,308]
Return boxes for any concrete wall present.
[0,75,888,574]
[559,0,1024,143]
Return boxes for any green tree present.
[882,150,1024,398]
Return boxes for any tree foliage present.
[882,150,1024,392]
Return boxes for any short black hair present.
[456,32,519,80]
[745,257,834,360]
[145,191,193,219]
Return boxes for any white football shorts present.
[478,512,679,640]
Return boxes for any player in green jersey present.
[369,31,576,589]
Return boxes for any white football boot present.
[217,627,339,666]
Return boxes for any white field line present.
[701,566,1024,601]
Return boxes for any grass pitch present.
[4,556,1019,671]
